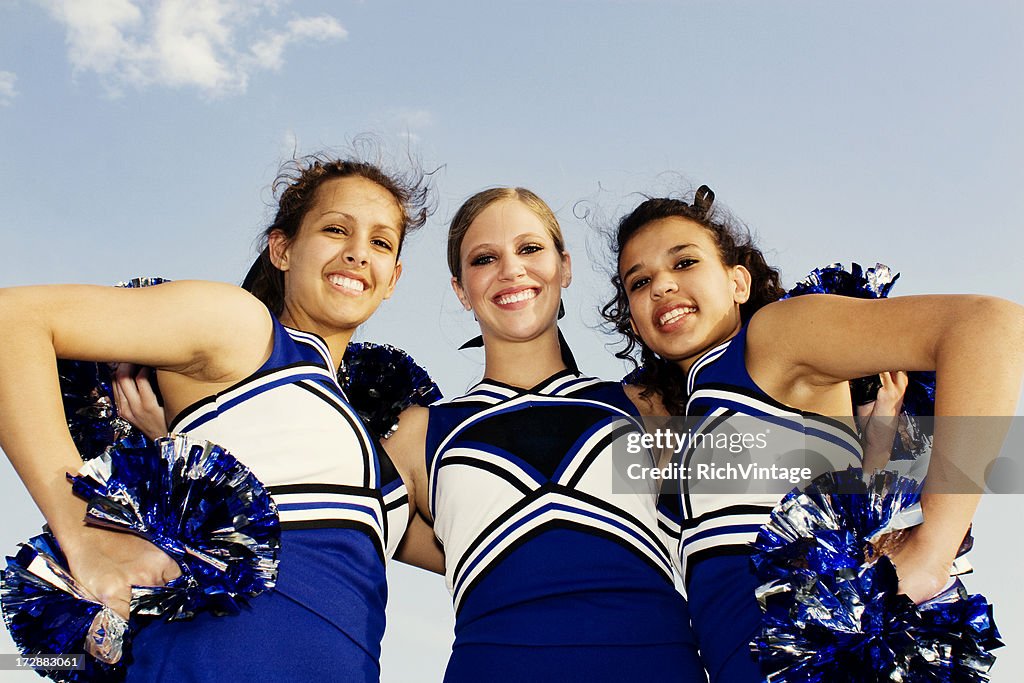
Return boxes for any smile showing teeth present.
[495,289,538,305]
[328,275,366,292]
[659,306,696,327]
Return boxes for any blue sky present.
[1,1,1022,680]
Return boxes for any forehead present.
[619,216,716,273]
[463,199,554,250]
[306,176,403,230]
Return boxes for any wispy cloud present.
[37,0,346,97]
[387,107,435,143]
[0,71,16,106]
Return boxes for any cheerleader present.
[0,154,431,681]
[385,188,707,682]
[602,185,1024,682]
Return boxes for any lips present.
[493,287,539,307]
[655,303,697,328]
[327,272,368,294]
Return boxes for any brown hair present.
[447,187,564,281]
[243,153,432,315]
[601,185,785,414]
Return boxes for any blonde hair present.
[447,187,565,281]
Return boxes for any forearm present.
[0,299,88,542]
[920,297,1024,559]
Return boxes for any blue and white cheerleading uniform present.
[127,315,408,683]
[425,369,705,682]
[660,326,862,683]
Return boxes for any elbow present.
[976,296,1024,339]
[960,296,1024,359]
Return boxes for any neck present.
[676,319,743,374]
[322,331,355,372]
[482,327,568,388]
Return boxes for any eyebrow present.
[621,243,696,281]
[466,233,548,252]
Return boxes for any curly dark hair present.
[601,185,785,415]
[243,151,433,316]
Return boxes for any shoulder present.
[155,281,275,380]
[384,406,429,463]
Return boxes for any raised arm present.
[749,293,1024,600]
[0,281,273,615]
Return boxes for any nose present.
[343,236,369,266]
[498,253,526,280]
[650,271,678,299]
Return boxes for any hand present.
[856,371,909,471]
[111,363,168,440]
[886,528,952,605]
[62,525,181,620]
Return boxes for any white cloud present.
[0,71,16,106]
[250,15,346,71]
[387,108,435,143]
[36,0,346,97]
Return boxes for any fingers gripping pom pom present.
[340,342,442,438]
[69,435,281,620]
[1,533,129,681]
[2,437,280,681]
[751,468,1001,682]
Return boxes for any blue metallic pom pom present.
[783,262,900,301]
[784,263,936,460]
[340,342,443,438]
[69,435,280,620]
[1,533,128,681]
[58,360,152,462]
[752,468,1001,681]
[114,278,170,289]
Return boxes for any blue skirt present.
[126,528,387,682]
[687,553,764,683]
[445,642,706,682]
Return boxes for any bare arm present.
[749,294,1024,601]
[382,406,445,572]
[394,511,445,574]
[0,281,273,615]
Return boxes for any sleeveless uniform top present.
[660,326,862,586]
[425,370,691,647]
[168,318,409,559]
[128,315,408,682]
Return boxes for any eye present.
[469,253,496,267]
[674,257,698,269]
[628,276,651,292]
[324,225,348,235]
[371,237,395,251]
[519,243,543,255]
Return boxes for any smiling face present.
[619,216,751,371]
[452,199,571,346]
[269,175,403,341]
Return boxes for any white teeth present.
[328,275,365,292]
[496,289,538,305]
[659,306,696,326]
